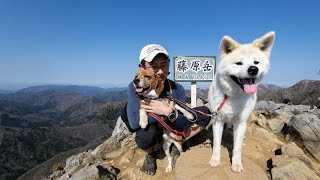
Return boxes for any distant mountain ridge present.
[16,85,126,96]
[0,89,14,94]
[0,85,127,179]
[257,79,320,107]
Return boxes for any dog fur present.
[133,69,193,172]
[208,31,275,173]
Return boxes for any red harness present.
[150,95,228,137]
[149,113,186,137]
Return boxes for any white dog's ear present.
[220,36,239,58]
[253,31,275,57]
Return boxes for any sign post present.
[191,82,197,108]
[174,56,216,107]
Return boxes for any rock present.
[314,108,320,118]
[48,170,64,179]
[281,142,306,157]
[271,155,320,180]
[117,167,137,180]
[281,142,320,176]
[290,114,320,141]
[255,101,317,118]
[64,150,93,173]
[267,116,290,133]
[118,149,135,166]
[111,116,130,137]
[290,105,311,114]
[255,101,281,117]
[251,127,285,147]
[289,114,320,161]
[45,109,320,180]
[304,141,320,162]
[255,113,269,129]
[175,147,269,180]
[274,105,294,117]
[244,125,284,171]
[91,116,130,158]
[70,165,100,180]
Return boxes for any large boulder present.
[289,114,320,161]
[91,116,130,158]
[281,142,320,176]
[271,155,320,180]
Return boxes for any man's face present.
[143,55,169,83]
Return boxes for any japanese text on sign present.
[174,56,215,82]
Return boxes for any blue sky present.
[0,0,319,90]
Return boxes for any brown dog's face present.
[133,69,164,98]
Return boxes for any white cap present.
[139,44,169,63]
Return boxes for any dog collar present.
[217,95,228,112]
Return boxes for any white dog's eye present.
[254,61,259,64]
[144,75,151,78]
[235,62,243,65]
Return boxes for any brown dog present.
[133,69,193,172]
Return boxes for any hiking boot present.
[140,152,156,175]
[170,145,181,168]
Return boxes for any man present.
[127,44,210,175]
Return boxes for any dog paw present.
[231,163,243,173]
[185,113,194,120]
[139,120,148,129]
[165,166,172,173]
[163,134,169,140]
[209,159,220,167]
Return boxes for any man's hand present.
[141,99,172,116]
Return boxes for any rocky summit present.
[36,101,320,180]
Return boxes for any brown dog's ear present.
[154,74,164,96]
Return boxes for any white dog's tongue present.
[244,84,257,94]
[136,88,143,93]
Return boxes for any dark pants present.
[135,124,163,150]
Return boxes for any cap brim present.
[143,51,169,62]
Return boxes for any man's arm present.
[127,82,141,130]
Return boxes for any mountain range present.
[0,85,127,179]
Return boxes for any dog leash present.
[149,113,186,137]
[166,93,228,122]
[148,80,227,138]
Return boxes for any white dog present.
[208,31,275,173]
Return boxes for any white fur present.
[163,133,183,172]
[161,102,195,172]
[208,32,275,173]
[145,89,159,99]
[174,104,194,120]
[139,108,148,129]
[162,104,193,172]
